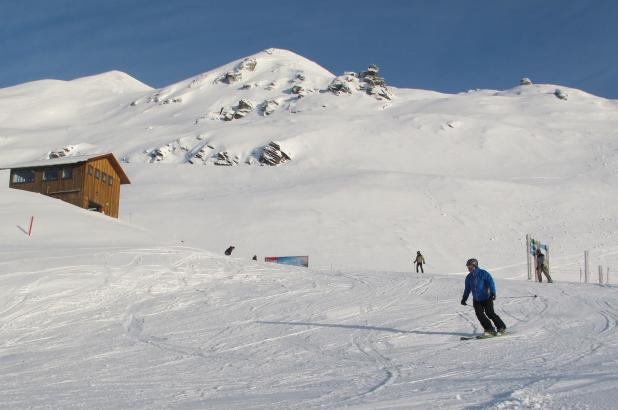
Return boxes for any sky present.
[0,0,617,98]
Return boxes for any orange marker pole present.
[28,216,34,237]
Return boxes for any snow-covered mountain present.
[2,47,618,273]
[1,47,618,409]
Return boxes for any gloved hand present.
[461,299,467,306]
[490,293,496,301]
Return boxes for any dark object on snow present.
[414,251,425,273]
[252,255,257,261]
[259,141,291,166]
[225,246,235,256]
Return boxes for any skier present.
[414,251,426,273]
[535,249,553,283]
[224,246,235,256]
[461,258,507,336]
[252,255,257,261]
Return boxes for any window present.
[95,169,101,179]
[61,167,73,179]
[12,170,35,183]
[101,173,107,183]
[43,168,59,181]
[88,166,93,176]
[108,176,113,186]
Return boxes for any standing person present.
[535,249,553,283]
[225,246,235,256]
[414,251,426,273]
[461,258,507,336]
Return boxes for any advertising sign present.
[264,256,309,267]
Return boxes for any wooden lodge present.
[4,153,130,218]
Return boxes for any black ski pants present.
[415,262,424,273]
[473,299,506,332]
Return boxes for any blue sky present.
[1,0,616,98]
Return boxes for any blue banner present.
[265,256,309,267]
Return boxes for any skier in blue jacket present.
[461,258,507,336]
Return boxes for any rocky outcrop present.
[260,99,280,116]
[327,65,393,100]
[130,92,182,106]
[259,141,291,166]
[217,57,258,84]
[219,99,255,121]
[214,151,239,166]
[520,77,533,86]
[554,89,568,100]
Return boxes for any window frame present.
[43,167,59,181]
[12,169,35,184]
[61,167,73,180]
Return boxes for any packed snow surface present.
[1,48,617,408]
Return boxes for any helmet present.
[466,258,478,267]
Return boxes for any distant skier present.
[252,255,257,261]
[225,246,235,256]
[535,249,553,283]
[461,258,507,336]
[414,251,426,273]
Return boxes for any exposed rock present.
[554,89,568,100]
[147,145,174,163]
[160,97,183,105]
[131,92,182,106]
[219,99,255,121]
[290,85,304,95]
[237,57,257,72]
[259,141,291,166]
[146,139,192,163]
[214,151,239,166]
[217,58,258,85]
[367,85,393,100]
[520,77,533,86]
[188,144,215,164]
[234,99,254,119]
[219,71,243,84]
[327,65,393,100]
[260,99,280,116]
[328,77,354,95]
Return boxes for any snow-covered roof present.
[1,153,131,184]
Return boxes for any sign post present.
[28,216,34,237]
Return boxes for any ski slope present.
[1,48,618,408]
[1,245,616,408]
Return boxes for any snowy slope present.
[0,196,616,409]
[1,48,618,408]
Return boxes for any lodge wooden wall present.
[82,158,122,218]
[9,157,123,218]
[9,164,85,208]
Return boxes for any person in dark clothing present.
[252,255,257,261]
[535,249,553,283]
[224,246,235,256]
[414,251,426,273]
[461,258,507,336]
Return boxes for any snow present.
[0,47,617,409]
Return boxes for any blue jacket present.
[462,267,496,302]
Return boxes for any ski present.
[460,331,508,341]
